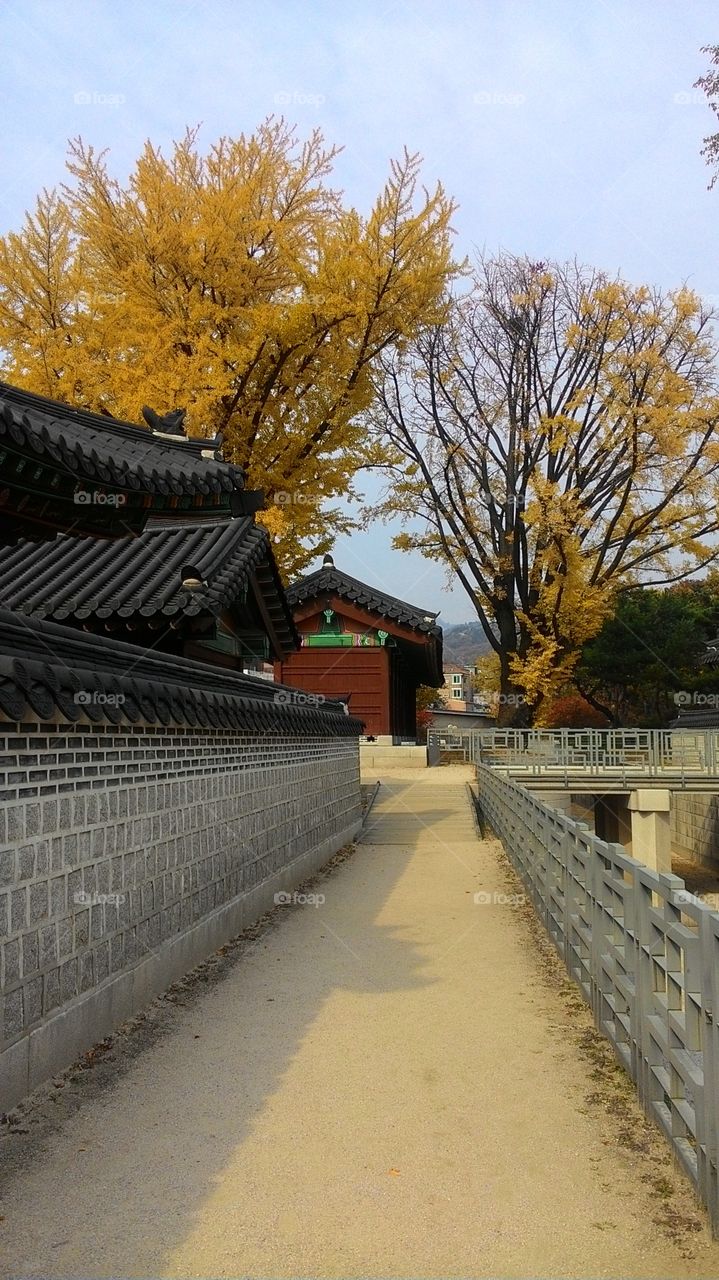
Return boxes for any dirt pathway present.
[1,765,719,1278]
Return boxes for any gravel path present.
[1,765,719,1278]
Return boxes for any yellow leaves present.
[371,252,719,722]
[503,488,615,707]
[393,532,416,553]
[0,121,462,572]
[257,505,287,540]
[472,652,501,702]
[509,635,565,705]
[539,413,578,453]
[673,286,702,321]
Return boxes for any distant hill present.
[441,620,493,667]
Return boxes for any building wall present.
[0,719,361,1111]
[429,710,496,733]
[671,792,719,870]
[275,648,391,736]
[437,667,472,710]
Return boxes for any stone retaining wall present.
[671,792,719,870]
[0,719,361,1110]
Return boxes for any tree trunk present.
[497,638,533,727]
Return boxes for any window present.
[452,673,462,684]
[452,689,463,699]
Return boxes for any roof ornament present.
[322,553,334,568]
[142,405,188,439]
[201,430,224,459]
[180,564,206,590]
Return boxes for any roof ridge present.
[286,563,441,632]
[0,381,216,454]
[0,386,247,503]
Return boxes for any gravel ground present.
[1,766,719,1279]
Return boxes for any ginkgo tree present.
[0,119,461,573]
[369,254,719,724]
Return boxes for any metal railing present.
[427,728,719,785]
[477,764,719,1233]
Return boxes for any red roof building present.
[276,555,443,738]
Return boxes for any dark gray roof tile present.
[0,518,298,653]
[0,608,360,736]
[0,381,246,498]
[286,564,442,636]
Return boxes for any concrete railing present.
[429,728,719,786]
[477,764,719,1234]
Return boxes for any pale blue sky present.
[1,0,717,621]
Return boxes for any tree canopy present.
[574,579,719,726]
[0,120,461,573]
[369,253,719,722]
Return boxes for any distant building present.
[429,706,495,736]
[438,663,473,710]
[669,633,719,728]
[276,554,443,738]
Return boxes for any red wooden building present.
[275,555,443,738]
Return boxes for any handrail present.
[426,728,719,784]
[476,763,719,1235]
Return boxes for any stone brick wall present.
[0,719,361,1110]
[671,792,719,870]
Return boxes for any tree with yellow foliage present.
[0,120,461,574]
[369,255,719,724]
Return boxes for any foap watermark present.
[274,689,326,707]
[474,891,526,906]
[274,890,325,907]
[74,891,125,906]
[274,90,325,108]
[673,90,705,106]
[274,490,314,506]
[473,90,525,107]
[74,90,126,107]
[74,690,126,707]
[673,690,719,708]
[74,488,127,507]
[674,889,719,908]
[479,488,525,515]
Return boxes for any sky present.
[1,0,718,623]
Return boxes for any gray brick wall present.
[671,792,719,870]
[0,719,361,1103]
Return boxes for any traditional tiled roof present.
[285,555,443,687]
[0,608,360,736]
[0,517,297,653]
[0,382,245,495]
[0,382,262,541]
[286,556,442,636]
[669,708,719,729]
[703,637,719,667]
